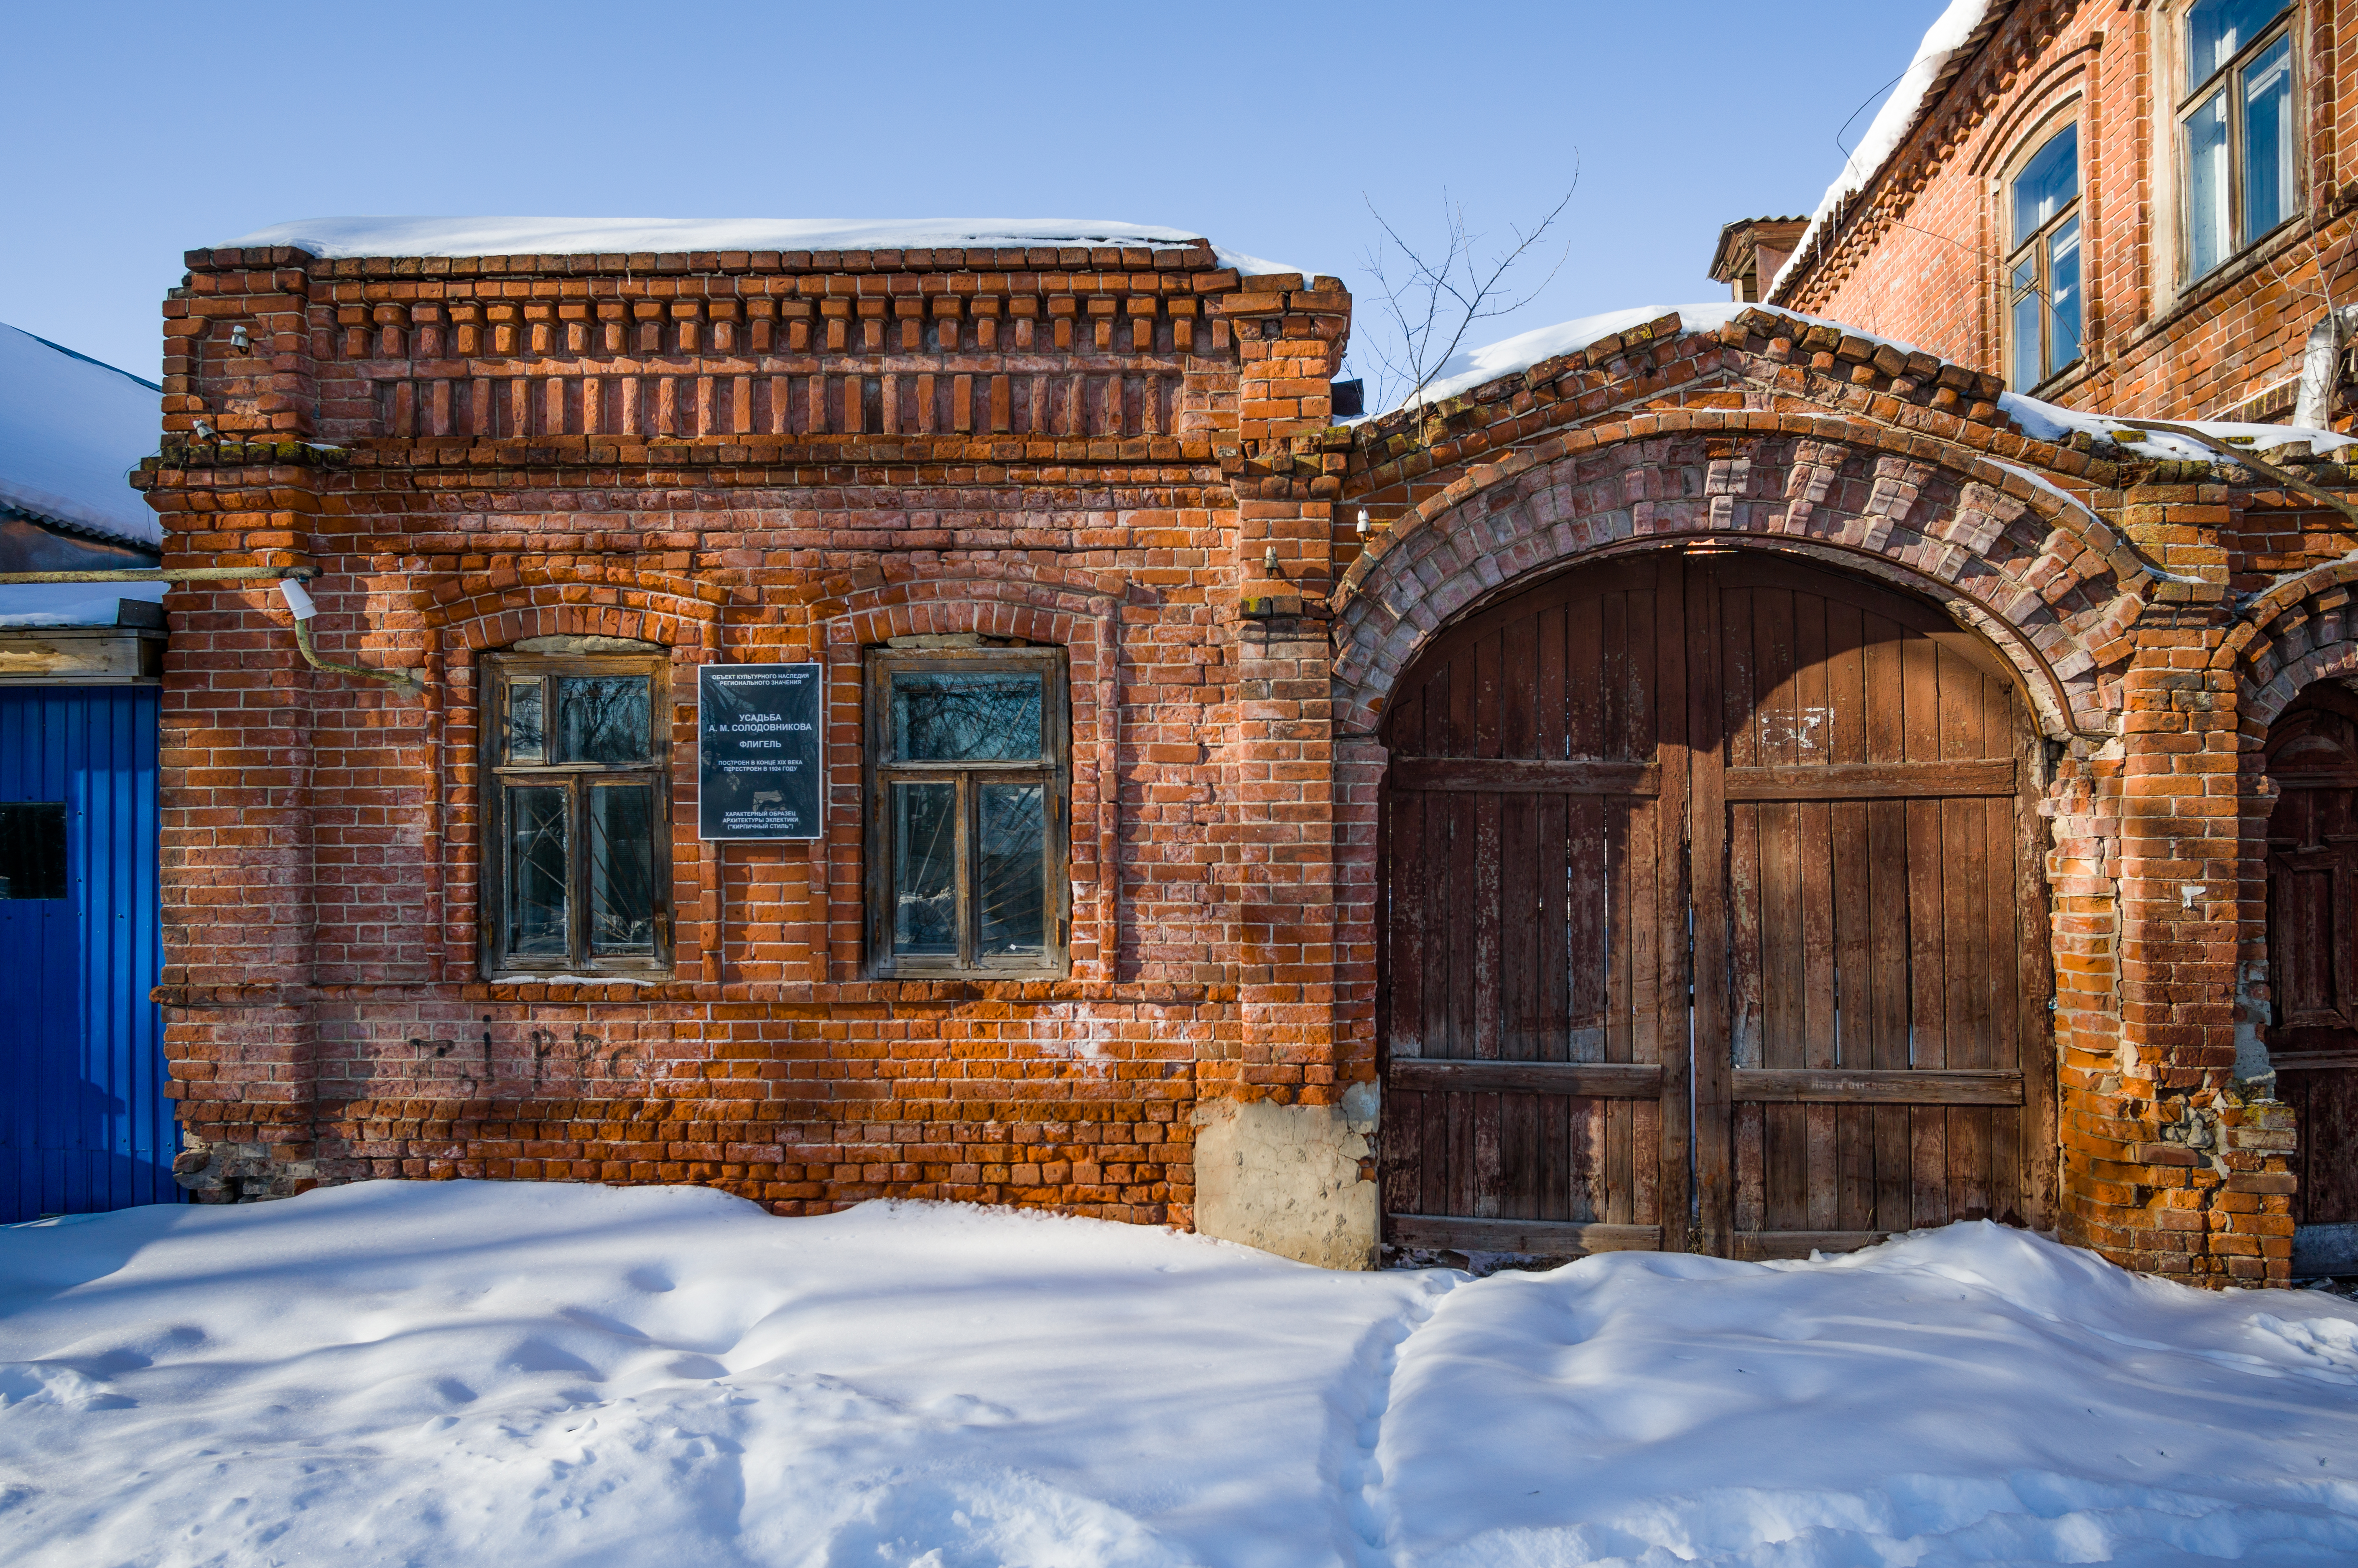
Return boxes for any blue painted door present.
[0,686,176,1219]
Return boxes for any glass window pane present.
[0,802,68,901]
[2011,124,2078,242]
[506,785,569,958]
[2188,0,2289,92]
[2185,89,2232,278]
[978,784,1046,957]
[2048,217,2083,375]
[558,676,651,764]
[892,782,958,955]
[507,679,544,763]
[2010,258,2043,390]
[589,785,658,955]
[890,670,1043,761]
[2242,33,2296,243]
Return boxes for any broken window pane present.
[589,784,658,954]
[978,784,1045,955]
[890,671,1042,761]
[507,679,545,763]
[558,676,650,764]
[507,785,569,956]
[892,782,958,955]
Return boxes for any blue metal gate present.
[1,686,176,1219]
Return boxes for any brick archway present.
[1331,414,2145,741]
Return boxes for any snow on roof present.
[217,216,1308,278]
[1393,301,1921,412]
[1767,0,1994,300]
[0,321,161,549]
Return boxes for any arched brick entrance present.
[1378,547,2056,1260]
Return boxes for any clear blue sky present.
[3,0,1943,384]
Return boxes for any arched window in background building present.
[2183,0,2297,281]
[2008,123,2082,391]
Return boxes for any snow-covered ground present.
[4,1183,2356,1568]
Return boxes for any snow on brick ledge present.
[1377,302,2355,474]
[212,216,1308,278]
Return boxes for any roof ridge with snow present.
[1768,0,2012,303]
[0,320,162,549]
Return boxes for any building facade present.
[153,7,2358,1283]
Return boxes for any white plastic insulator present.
[278,579,318,621]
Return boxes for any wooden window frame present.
[2004,118,2084,392]
[863,644,1071,979]
[2176,0,2300,284]
[479,652,675,978]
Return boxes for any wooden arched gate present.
[1377,551,2056,1260]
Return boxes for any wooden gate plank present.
[1723,760,2015,798]
[1825,596,1875,1234]
[1724,581,1765,1237]
[1389,758,1661,794]
[1732,1068,2024,1103]
[1864,613,1912,1236]
[1942,649,1992,1223]
[1691,561,1733,1256]
[1902,631,1949,1228]
[1390,1060,1665,1096]
[1647,559,1688,1242]
[1389,1215,1664,1255]
[1795,594,1839,1233]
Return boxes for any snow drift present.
[3,1182,2355,1567]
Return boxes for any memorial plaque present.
[697,664,823,840]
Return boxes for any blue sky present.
[2,1,1944,383]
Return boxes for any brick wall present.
[149,238,2322,1281]
[148,242,1350,1229]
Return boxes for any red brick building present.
[149,53,2358,1280]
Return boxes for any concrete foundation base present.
[1191,1083,1380,1270]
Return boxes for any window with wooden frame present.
[2182,0,2297,282]
[864,645,1069,977]
[2006,121,2084,391]
[480,653,673,976]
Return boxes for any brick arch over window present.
[1331,411,2147,738]
[421,569,727,654]
[814,574,1131,985]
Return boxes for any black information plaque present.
[697,664,823,840]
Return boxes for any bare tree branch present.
[1352,161,1579,414]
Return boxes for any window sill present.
[869,964,1071,983]
[483,970,673,986]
